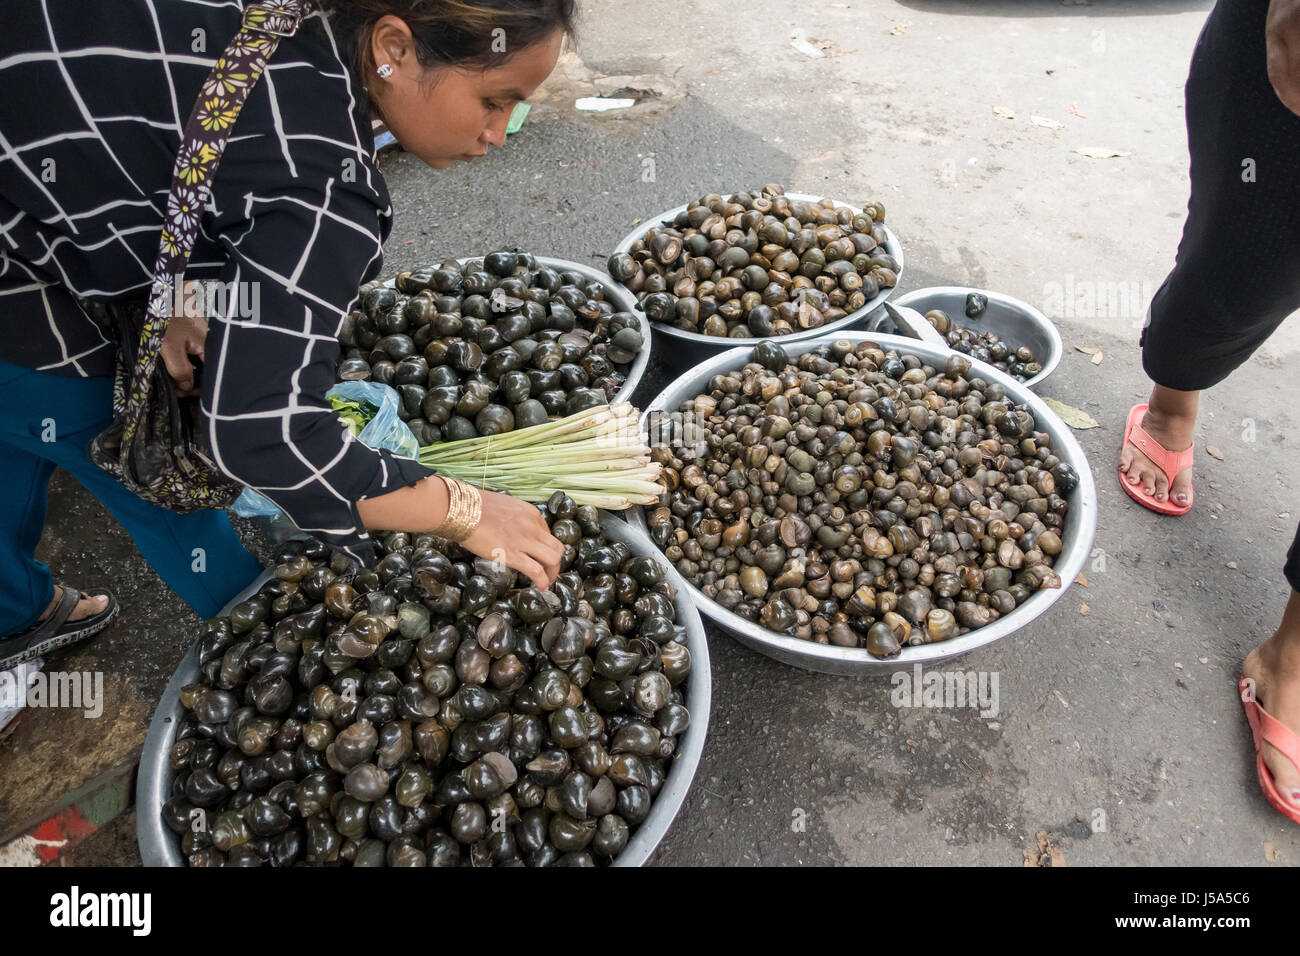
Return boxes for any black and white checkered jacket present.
[0,0,432,562]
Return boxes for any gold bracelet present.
[435,477,482,542]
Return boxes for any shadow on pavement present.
[378,95,799,276]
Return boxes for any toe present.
[70,594,108,623]
[1152,468,1170,502]
[1169,468,1194,507]
[1123,453,1145,486]
[1140,462,1157,496]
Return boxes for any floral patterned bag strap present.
[121,0,311,450]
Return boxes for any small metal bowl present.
[609,194,904,374]
[136,515,710,867]
[634,331,1097,676]
[383,256,651,406]
[872,287,1061,390]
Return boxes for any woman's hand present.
[160,310,207,397]
[461,489,565,589]
[1267,0,1300,116]
[358,464,564,590]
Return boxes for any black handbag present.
[89,0,310,512]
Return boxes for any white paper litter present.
[790,29,824,58]
[575,97,636,112]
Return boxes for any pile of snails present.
[645,339,1078,657]
[336,252,645,443]
[921,295,1042,382]
[163,494,692,866]
[608,184,898,338]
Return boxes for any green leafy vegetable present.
[330,396,378,437]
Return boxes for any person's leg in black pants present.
[1123,0,1300,815]
[1122,0,1300,506]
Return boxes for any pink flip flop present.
[1118,403,1194,516]
[1239,676,1300,825]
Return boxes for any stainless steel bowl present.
[136,515,711,867]
[609,194,904,374]
[872,286,1062,390]
[383,256,651,406]
[634,331,1097,676]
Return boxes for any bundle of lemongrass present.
[417,403,662,509]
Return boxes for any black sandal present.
[0,586,119,669]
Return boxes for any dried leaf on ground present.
[1091,351,1104,365]
[808,38,853,57]
[1072,146,1130,159]
[1024,831,1067,867]
[1031,115,1064,130]
[1079,603,1090,615]
[1043,397,1100,429]
[1075,345,1101,355]
[1207,445,1224,460]
[888,22,909,36]
[1076,572,1090,587]
[993,106,1016,119]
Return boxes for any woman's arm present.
[196,228,562,585]
[193,181,562,584]
[164,289,563,583]
[357,479,563,588]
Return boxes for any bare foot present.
[1242,593,1300,809]
[37,586,108,626]
[1118,385,1197,507]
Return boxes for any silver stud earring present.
[376,63,394,79]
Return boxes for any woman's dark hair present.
[321,0,578,77]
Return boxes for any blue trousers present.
[0,358,262,635]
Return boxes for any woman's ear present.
[369,14,415,76]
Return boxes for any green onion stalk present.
[417,403,663,509]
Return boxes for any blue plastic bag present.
[330,380,420,460]
[230,381,419,518]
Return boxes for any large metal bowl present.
[870,287,1062,390]
[609,194,904,374]
[136,515,711,867]
[634,331,1098,676]
[384,256,651,405]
